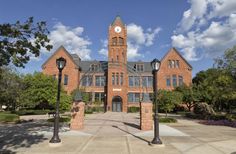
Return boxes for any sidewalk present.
[0,112,236,154]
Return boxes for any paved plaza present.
[0,112,236,154]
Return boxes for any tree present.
[214,45,236,77]
[0,17,52,67]
[20,72,71,110]
[71,88,92,104]
[0,67,23,110]
[175,84,201,111]
[158,90,182,117]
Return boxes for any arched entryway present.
[112,96,122,112]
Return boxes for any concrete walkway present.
[0,112,236,154]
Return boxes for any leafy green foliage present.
[159,117,177,123]
[0,113,19,122]
[20,72,71,110]
[193,68,236,112]
[175,84,201,111]
[214,45,236,77]
[128,107,140,113]
[71,88,92,104]
[157,90,182,117]
[0,67,23,110]
[0,17,52,67]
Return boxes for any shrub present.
[185,112,204,119]
[12,109,52,116]
[159,117,177,123]
[128,107,140,113]
[92,106,104,113]
[47,117,70,123]
[194,102,215,118]
[0,113,19,122]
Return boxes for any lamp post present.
[151,58,162,145]
[50,57,66,144]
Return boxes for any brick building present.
[42,16,192,112]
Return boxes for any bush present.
[12,109,52,116]
[0,113,19,122]
[185,112,204,119]
[128,107,140,113]
[159,117,177,123]
[194,103,215,118]
[92,106,104,113]
[47,117,70,123]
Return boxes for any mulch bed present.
[199,120,236,128]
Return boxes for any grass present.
[0,112,19,123]
[159,117,177,123]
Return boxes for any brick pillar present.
[140,102,153,131]
[70,101,85,130]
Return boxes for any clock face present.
[114,26,122,33]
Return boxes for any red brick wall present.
[157,48,192,90]
[42,47,80,94]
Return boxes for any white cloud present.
[172,0,236,61]
[98,39,108,57]
[49,22,92,60]
[98,23,161,60]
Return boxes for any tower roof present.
[111,15,124,26]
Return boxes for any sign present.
[113,88,122,91]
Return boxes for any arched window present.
[112,37,117,45]
[119,37,124,45]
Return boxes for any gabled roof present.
[161,47,192,69]
[111,15,125,26]
[41,45,80,69]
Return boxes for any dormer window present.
[90,64,99,71]
[135,64,144,72]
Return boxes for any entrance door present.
[112,96,122,112]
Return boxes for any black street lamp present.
[50,57,66,144]
[151,58,162,145]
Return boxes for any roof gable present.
[41,45,80,69]
[161,47,192,69]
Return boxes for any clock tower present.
[106,16,128,112]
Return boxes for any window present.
[178,75,183,86]
[142,93,153,102]
[112,37,117,45]
[120,73,124,85]
[172,75,177,87]
[142,76,153,87]
[64,74,68,85]
[90,64,98,71]
[95,92,105,102]
[116,73,119,85]
[168,60,172,68]
[81,75,93,86]
[166,75,171,87]
[176,60,180,68]
[171,60,175,68]
[129,76,140,87]
[136,64,144,72]
[117,55,119,61]
[128,93,140,102]
[112,73,115,85]
[95,76,105,86]
[119,37,124,45]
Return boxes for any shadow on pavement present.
[123,122,140,129]
[0,121,49,153]
[112,125,150,145]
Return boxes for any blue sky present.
[1,0,236,77]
